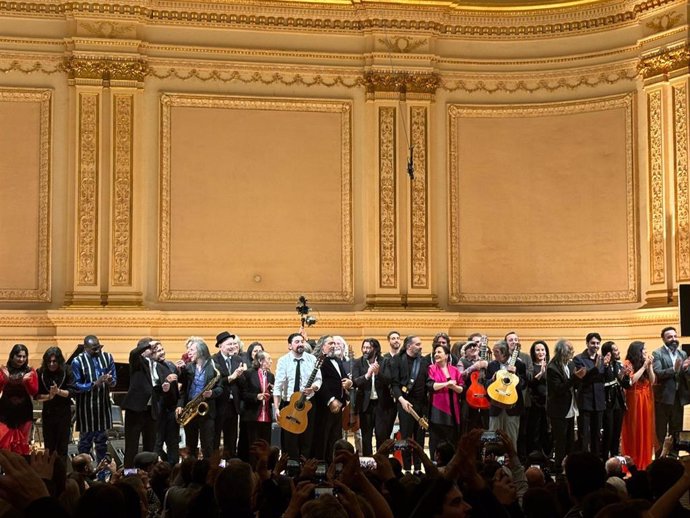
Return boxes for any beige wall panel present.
[160,95,352,302]
[0,90,50,301]
[449,95,637,305]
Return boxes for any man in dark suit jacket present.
[653,326,690,454]
[572,332,607,456]
[312,335,352,462]
[485,340,527,452]
[391,335,431,472]
[153,342,181,465]
[121,337,159,467]
[212,331,247,456]
[352,338,388,455]
[177,337,223,459]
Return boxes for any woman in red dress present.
[620,340,656,469]
[0,344,39,455]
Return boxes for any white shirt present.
[272,352,322,401]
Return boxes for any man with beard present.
[352,338,385,455]
[391,335,431,472]
[376,331,401,445]
[72,335,117,462]
[505,331,533,461]
[273,332,322,459]
[459,335,490,434]
[311,335,352,462]
[653,326,690,455]
[572,332,608,456]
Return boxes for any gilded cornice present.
[64,56,148,83]
[364,71,440,97]
[0,0,678,38]
[638,43,690,79]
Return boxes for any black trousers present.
[312,405,343,463]
[551,415,574,473]
[429,422,457,462]
[124,408,156,467]
[155,409,179,465]
[602,407,625,458]
[578,410,603,456]
[526,406,551,456]
[185,413,215,459]
[655,396,684,456]
[376,401,397,448]
[214,402,239,456]
[461,402,489,435]
[42,411,72,457]
[398,402,426,471]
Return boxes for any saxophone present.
[176,364,221,427]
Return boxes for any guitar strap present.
[404,357,421,394]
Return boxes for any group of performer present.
[0,326,687,472]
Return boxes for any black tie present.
[294,359,302,393]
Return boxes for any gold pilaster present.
[673,79,690,283]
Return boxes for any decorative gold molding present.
[64,56,148,83]
[77,92,99,287]
[410,105,429,289]
[448,94,638,304]
[674,81,690,281]
[0,88,51,302]
[648,88,666,285]
[78,21,136,39]
[379,106,397,289]
[159,93,353,303]
[111,94,134,287]
[364,71,439,98]
[378,36,427,54]
[639,43,690,79]
[645,9,683,33]
[0,0,673,38]
[441,67,638,93]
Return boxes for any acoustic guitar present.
[466,335,491,410]
[277,354,324,435]
[487,344,521,409]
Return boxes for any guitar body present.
[466,371,491,410]
[487,369,520,408]
[277,391,312,434]
[342,402,360,432]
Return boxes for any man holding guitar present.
[460,335,490,435]
[272,332,322,460]
[391,335,431,472]
[485,340,527,451]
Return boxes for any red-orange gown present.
[620,363,655,469]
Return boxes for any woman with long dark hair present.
[0,344,38,454]
[621,340,656,468]
[527,340,551,456]
[35,346,76,458]
[239,351,275,458]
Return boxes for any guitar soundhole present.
[502,377,511,385]
[295,402,304,411]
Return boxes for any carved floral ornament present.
[638,43,690,79]
[364,71,440,96]
[63,56,149,82]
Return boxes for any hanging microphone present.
[407,145,414,180]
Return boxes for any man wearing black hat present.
[212,331,247,457]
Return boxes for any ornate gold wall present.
[0,0,688,363]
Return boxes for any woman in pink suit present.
[426,343,464,461]
[0,344,38,455]
[621,340,656,469]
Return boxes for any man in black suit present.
[391,335,431,472]
[212,331,247,457]
[352,337,386,455]
[153,342,181,465]
[312,335,352,462]
[485,340,527,452]
[572,332,608,456]
[376,331,401,446]
[121,337,159,467]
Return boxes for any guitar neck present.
[303,355,324,391]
